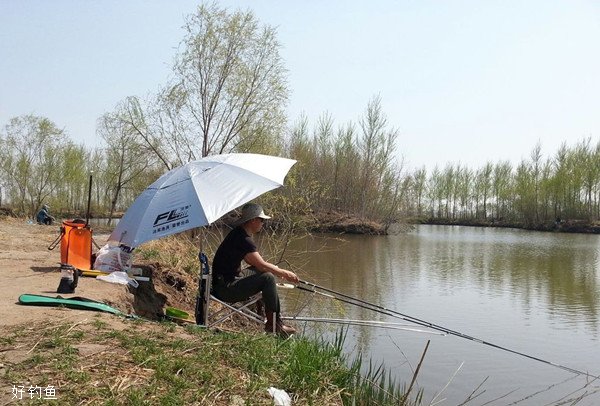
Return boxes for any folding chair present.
[194,252,264,328]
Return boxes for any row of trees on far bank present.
[282,110,600,225]
[2,106,599,228]
[1,3,599,228]
[404,138,600,225]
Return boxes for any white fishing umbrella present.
[108,153,296,248]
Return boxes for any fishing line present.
[282,316,444,334]
[297,280,598,379]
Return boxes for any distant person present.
[211,203,299,337]
[36,204,54,225]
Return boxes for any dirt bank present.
[0,216,265,331]
[417,217,600,234]
[306,210,388,234]
[0,218,120,326]
[0,217,187,328]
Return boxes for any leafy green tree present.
[442,164,457,218]
[0,115,67,216]
[114,3,289,173]
[171,2,289,158]
[477,163,493,220]
[119,96,172,170]
[411,167,428,217]
[56,143,89,214]
[285,115,325,213]
[332,123,360,211]
[576,137,600,220]
[565,143,585,218]
[492,161,513,220]
[357,96,399,217]
[540,159,554,221]
[311,113,335,210]
[98,110,160,223]
[456,165,473,219]
[549,143,569,220]
[592,141,600,219]
[513,159,535,223]
[529,142,543,222]
[427,166,443,217]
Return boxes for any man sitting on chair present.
[212,203,298,337]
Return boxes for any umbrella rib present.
[148,178,190,191]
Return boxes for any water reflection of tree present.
[290,228,599,330]
[419,226,599,330]
[506,244,598,324]
[283,235,389,351]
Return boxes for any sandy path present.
[0,217,132,327]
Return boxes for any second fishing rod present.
[295,279,596,378]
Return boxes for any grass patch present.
[137,236,199,276]
[0,318,421,405]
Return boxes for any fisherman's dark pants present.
[212,268,280,313]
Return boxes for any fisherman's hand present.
[283,270,299,284]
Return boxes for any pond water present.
[283,225,600,405]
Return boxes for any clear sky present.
[2,1,599,171]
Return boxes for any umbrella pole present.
[199,227,204,256]
[195,229,212,326]
[85,174,93,227]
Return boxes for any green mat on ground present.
[18,294,125,316]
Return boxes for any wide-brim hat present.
[234,203,271,226]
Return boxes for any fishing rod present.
[293,284,440,330]
[296,279,598,379]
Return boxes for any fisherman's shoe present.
[265,311,296,337]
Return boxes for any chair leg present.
[208,295,265,328]
[254,298,265,318]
